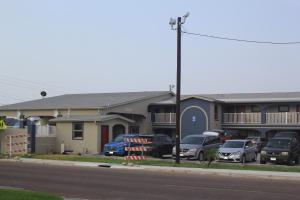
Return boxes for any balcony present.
[223,112,300,125]
[223,113,261,124]
[266,112,300,125]
[150,113,176,124]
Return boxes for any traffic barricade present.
[124,138,152,161]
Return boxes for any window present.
[251,106,261,112]
[129,126,139,134]
[214,105,219,121]
[278,105,289,112]
[72,122,84,140]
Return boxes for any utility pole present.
[169,13,189,164]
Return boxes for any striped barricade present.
[6,148,27,154]
[124,156,146,160]
[124,137,152,161]
[5,133,28,157]
[124,138,152,144]
[5,134,27,139]
[125,147,148,152]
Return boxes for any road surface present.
[0,161,299,200]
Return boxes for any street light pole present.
[169,13,189,164]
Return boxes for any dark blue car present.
[103,134,139,156]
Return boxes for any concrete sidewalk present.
[3,158,300,181]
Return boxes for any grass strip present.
[0,189,62,200]
[22,154,300,173]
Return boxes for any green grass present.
[22,154,300,173]
[0,189,62,200]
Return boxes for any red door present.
[101,126,109,152]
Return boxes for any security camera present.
[169,18,176,26]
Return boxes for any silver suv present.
[218,140,257,163]
[172,134,221,161]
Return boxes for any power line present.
[181,31,300,45]
[0,73,85,93]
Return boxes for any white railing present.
[36,125,56,137]
[266,112,300,124]
[151,113,176,124]
[223,113,261,124]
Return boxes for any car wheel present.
[287,157,294,166]
[198,152,204,162]
[260,159,266,164]
[252,153,257,162]
[295,156,299,165]
[241,155,246,164]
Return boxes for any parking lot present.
[103,153,300,167]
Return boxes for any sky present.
[0,0,300,105]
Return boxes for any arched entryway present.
[180,106,208,139]
[112,124,126,140]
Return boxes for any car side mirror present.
[219,144,222,148]
[245,146,250,149]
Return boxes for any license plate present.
[109,151,114,155]
[180,154,184,157]
[270,157,276,161]
[224,156,228,160]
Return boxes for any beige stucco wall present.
[55,122,99,154]
[99,119,129,143]
[106,93,173,134]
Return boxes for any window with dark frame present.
[129,126,139,134]
[278,105,289,112]
[214,105,219,121]
[72,122,84,140]
[251,105,261,112]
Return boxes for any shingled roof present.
[0,91,172,110]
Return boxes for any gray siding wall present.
[180,98,212,139]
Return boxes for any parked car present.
[260,137,299,165]
[139,134,174,158]
[173,134,221,161]
[218,140,257,163]
[203,129,234,144]
[103,134,139,156]
[246,136,267,152]
[273,131,300,143]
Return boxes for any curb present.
[3,158,300,181]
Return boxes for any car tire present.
[287,157,294,166]
[241,155,246,164]
[252,153,257,162]
[260,159,266,164]
[295,156,299,165]
[198,152,204,162]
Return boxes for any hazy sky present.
[0,0,300,105]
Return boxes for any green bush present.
[204,149,218,167]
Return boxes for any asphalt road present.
[0,161,300,200]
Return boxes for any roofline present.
[0,91,174,111]
[50,114,135,123]
[181,96,224,103]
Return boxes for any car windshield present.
[267,139,290,149]
[247,137,258,141]
[114,135,125,142]
[223,141,244,148]
[181,136,204,145]
[275,132,295,138]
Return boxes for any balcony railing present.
[223,113,261,124]
[266,112,300,125]
[151,113,176,124]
